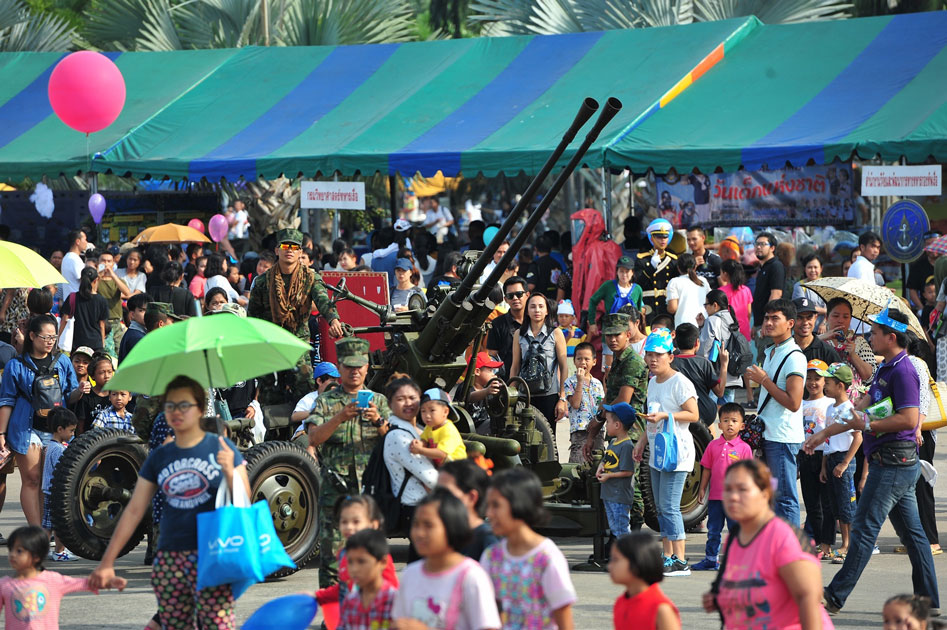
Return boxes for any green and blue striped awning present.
[0,12,944,182]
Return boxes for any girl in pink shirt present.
[0,526,125,630]
[702,461,833,630]
[719,259,753,340]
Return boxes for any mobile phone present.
[98,263,106,273]
[709,339,720,362]
[356,390,373,409]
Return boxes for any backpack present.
[16,354,64,432]
[722,319,753,377]
[361,426,414,535]
[520,330,552,395]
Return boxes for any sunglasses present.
[505,290,526,300]
[278,243,301,251]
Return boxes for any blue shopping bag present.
[197,473,264,595]
[652,413,679,472]
[250,499,295,577]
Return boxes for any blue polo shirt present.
[863,350,919,457]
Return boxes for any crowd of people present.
[0,200,942,630]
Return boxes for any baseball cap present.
[394,258,413,271]
[793,297,817,314]
[475,352,503,370]
[616,256,634,270]
[816,362,854,386]
[421,388,452,406]
[806,359,829,372]
[313,362,341,379]
[603,402,637,429]
[557,300,575,316]
[72,346,94,359]
[394,219,411,232]
[643,329,674,354]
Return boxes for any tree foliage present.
[0,0,76,50]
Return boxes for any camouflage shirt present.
[304,387,390,485]
[247,266,340,340]
[606,345,649,413]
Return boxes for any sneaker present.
[53,550,79,562]
[664,556,691,577]
[662,555,674,569]
[823,593,841,615]
[691,558,719,571]
[872,545,881,555]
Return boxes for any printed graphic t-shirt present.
[0,572,89,630]
[801,397,833,452]
[392,558,500,630]
[139,433,244,551]
[717,518,834,630]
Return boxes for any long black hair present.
[720,259,745,289]
[204,253,226,279]
[705,288,736,323]
[519,293,557,336]
[78,266,98,299]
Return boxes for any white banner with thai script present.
[300,181,366,210]
[862,165,942,197]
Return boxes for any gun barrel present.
[475,97,623,301]
[451,97,599,299]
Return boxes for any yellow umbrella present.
[132,223,211,245]
[0,241,67,289]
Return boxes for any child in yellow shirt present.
[410,388,467,466]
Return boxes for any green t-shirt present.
[97,280,122,319]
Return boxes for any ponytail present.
[78,266,97,299]
[677,253,702,287]
[721,259,745,289]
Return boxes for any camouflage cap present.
[602,312,631,335]
[276,228,303,245]
[216,302,246,317]
[335,336,369,367]
[146,301,182,321]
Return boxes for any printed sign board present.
[862,165,942,197]
[881,199,929,264]
[300,181,366,210]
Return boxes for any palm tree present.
[0,0,76,50]
[82,0,416,51]
[469,0,852,36]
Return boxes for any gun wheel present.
[522,405,558,464]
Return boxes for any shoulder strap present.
[444,558,475,630]
[757,349,803,416]
[384,425,416,496]
[711,522,740,628]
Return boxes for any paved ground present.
[2,424,945,628]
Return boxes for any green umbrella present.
[105,314,311,395]
[0,241,67,289]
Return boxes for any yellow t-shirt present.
[419,422,467,463]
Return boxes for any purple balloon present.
[208,213,229,243]
[88,193,106,224]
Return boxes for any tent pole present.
[389,174,398,224]
[601,168,612,235]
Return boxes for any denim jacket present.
[0,353,78,454]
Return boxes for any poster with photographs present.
[656,163,854,228]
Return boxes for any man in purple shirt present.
[804,308,939,615]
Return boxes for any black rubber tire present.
[641,422,713,533]
[50,429,150,560]
[523,405,558,464]
[245,441,320,578]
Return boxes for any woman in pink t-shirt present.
[719,260,752,340]
[702,460,833,630]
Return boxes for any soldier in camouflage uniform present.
[583,312,649,529]
[248,228,343,406]
[304,337,390,588]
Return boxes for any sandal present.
[832,550,847,564]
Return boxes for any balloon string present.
[86,133,91,179]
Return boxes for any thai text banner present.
[300,181,366,210]
[862,165,942,197]
[656,163,854,228]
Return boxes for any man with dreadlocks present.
[249,228,343,405]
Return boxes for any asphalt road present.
[2,436,945,629]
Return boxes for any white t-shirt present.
[61,251,84,300]
[231,209,249,239]
[758,338,807,444]
[293,391,319,416]
[825,399,857,454]
[666,275,710,328]
[383,417,439,506]
[646,372,697,472]
[392,559,501,630]
[205,275,240,303]
[801,396,833,452]
[117,269,147,295]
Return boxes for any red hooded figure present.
[570,207,621,326]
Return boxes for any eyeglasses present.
[505,290,526,300]
[34,334,57,342]
[278,243,301,251]
[163,401,199,414]
[755,241,770,248]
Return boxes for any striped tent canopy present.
[0,12,944,182]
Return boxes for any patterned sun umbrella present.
[925,234,947,256]
[803,276,925,339]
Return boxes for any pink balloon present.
[187,218,205,234]
[48,52,126,134]
[88,193,106,224]
[208,214,228,243]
